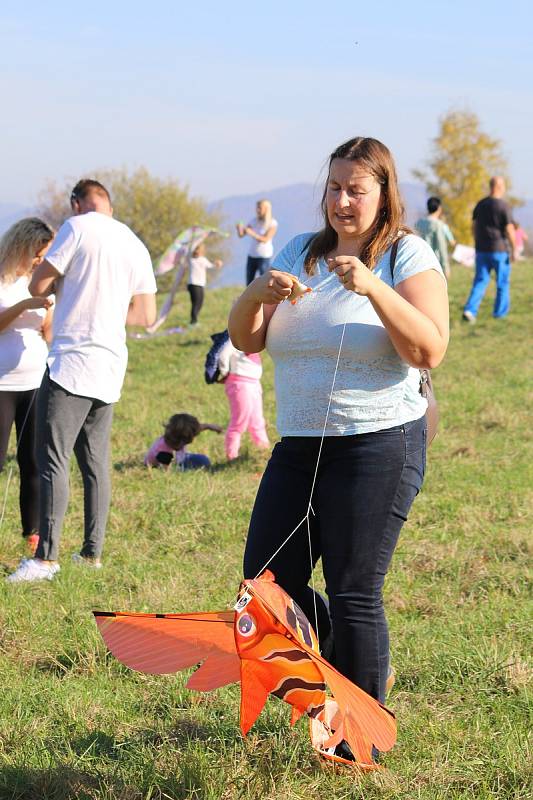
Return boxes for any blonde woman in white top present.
[237,199,278,285]
[0,218,54,555]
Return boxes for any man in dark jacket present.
[463,177,517,322]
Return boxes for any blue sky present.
[1,0,532,206]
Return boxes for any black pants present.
[0,388,40,536]
[243,417,426,704]
[246,257,270,285]
[187,284,204,324]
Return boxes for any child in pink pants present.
[218,343,269,460]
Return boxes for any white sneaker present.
[6,558,60,583]
[462,310,476,324]
[72,553,102,568]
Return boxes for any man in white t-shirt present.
[7,179,157,583]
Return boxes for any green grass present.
[0,262,531,800]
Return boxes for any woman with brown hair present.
[0,218,54,555]
[229,137,449,763]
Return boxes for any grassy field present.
[0,261,531,800]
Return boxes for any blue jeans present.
[246,257,270,285]
[243,417,426,704]
[464,251,511,318]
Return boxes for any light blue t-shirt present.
[266,233,444,437]
[415,216,449,270]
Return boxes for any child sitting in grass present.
[144,413,222,470]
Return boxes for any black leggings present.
[0,388,40,536]
[244,417,426,704]
[187,284,204,324]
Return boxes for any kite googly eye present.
[237,613,256,637]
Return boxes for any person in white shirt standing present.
[7,180,157,583]
[0,218,55,557]
[237,199,278,285]
[186,241,222,326]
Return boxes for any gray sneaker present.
[6,558,60,583]
[386,665,396,694]
[462,310,476,324]
[71,553,102,569]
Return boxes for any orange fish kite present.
[94,570,396,769]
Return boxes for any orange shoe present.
[25,534,39,556]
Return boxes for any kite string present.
[0,468,14,532]
[253,321,348,642]
[305,322,347,514]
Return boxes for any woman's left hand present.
[327,256,378,297]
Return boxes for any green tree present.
[36,167,225,260]
[414,109,513,245]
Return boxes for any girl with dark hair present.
[229,137,449,764]
[144,413,223,470]
[0,218,55,555]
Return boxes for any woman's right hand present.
[229,270,294,351]
[0,295,54,334]
[23,297,54,311]
[246,270,295,305]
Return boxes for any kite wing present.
[146,264,186,333]
[144,225,229,334]
[94,610,240,690]
[309,657,396,765]
[155,228,193,276]
[155,226,229,276]
[246,573,396,766]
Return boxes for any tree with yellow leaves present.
[414,110,511,245]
